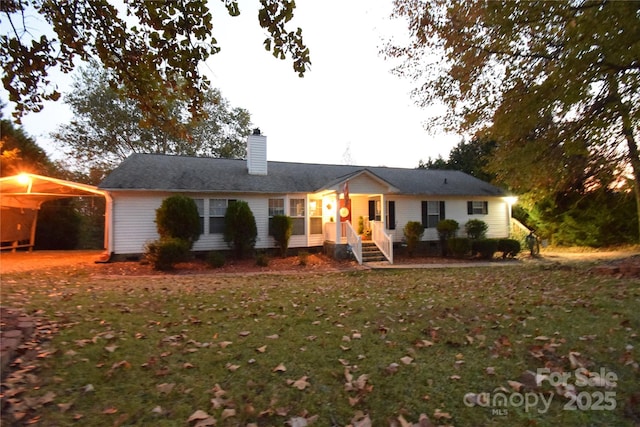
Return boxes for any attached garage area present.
[0,173,111,254]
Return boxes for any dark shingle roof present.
[98,153,507,197]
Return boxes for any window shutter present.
[421,201,428,228]
[368,200,375,220]
[439,201,446,220]
[387,201,396,230]
[484,201,489,214]
[467,201,473,215]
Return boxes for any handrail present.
[372,221,393,264]
[345,220,362,264]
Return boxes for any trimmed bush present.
[255,251,269,267]
[206,251,226,268]
[497,239,521,259]
[471,239,498,260]
[270,215,293,257]
[224,201,257,259]
[448,237,472,258]
[403,221,425,257]
[298,251,309,266]
[464,219,488,240]
[155,195,201,247]
[145,237,190,271]
[436,219,459,257]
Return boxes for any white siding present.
[389,196,510,242]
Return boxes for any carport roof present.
[0,173,107,209]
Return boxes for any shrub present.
[448,237,472,258]
[155,195,200,247]
[144,237,190,270]
[255,251,269,267]
[403,221,425,257]
[436,219,459,257]
[206,251,226,268]
[497,239,521,259]
[471,239,498,260]
[270,215,293,257]
[464,219,488,240]
[223,201,257,259]
[298,251,309,266]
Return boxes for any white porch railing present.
[345,221,363,264]
[372,221,393,264]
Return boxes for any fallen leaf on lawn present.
[183,362,195,369]
[286,415,318,426]
[386,362,400,374]
[188,409,211,422]
[400,356,414,365]
[348,396,360,406]
[256,345,267,353]
[397,414,411,427]
[266,334,279,339]
[104,345,118,353]
[151,406,165,415]
[226,363,240,372]
[508,380,524,392]
[352,332,362,339]
[351,411,372,427]
[418,413,435,427]
[57,402,73,413]
[82,384,94,393]
[449,375,461,380]
[157,383,175,394]
[485,366,496,375]
[433,408,451,420]
[221,408,236,420]
[289,376,310,390]
[273,363,287,372]
[102,407,118,414]
[218,341,233,348]
[338,358,350,366]
[38,391,56,405]
[416,339,434,348]
[534,335,550,341]
[238,331,251,337]
[342,335,351,342]
[340,345,351,351]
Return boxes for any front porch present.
[323,219,393,265]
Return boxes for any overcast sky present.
[1,0,460,169]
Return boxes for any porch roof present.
[99,153,507,197]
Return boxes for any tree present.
[418,137,496,182]
[388,0,640,240]
[155,195,201,248]
[52,61,251,171]
[1,0,310,125]
[270,215,293,257]
[1,108,56,176]
[224,201,257,259]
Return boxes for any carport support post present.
[28,209,38,252]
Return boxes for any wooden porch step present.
[361,242,387,262]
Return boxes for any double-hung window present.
[209,199,232,234]
[422,201,445,228]
[309,198,323,235]
[467,201,489,215]
[268,198,285,235]
[290,198,305,235]
[194,198,205,235]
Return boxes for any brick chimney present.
[247,128,267,175]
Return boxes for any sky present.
[1,0,460,169]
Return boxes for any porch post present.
[380,194,385,230]
[334,193,341,241]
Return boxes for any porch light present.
[505,196,518,206]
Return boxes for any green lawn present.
[1,263,639,426]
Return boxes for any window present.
[290,198,305,235]
[209,199,231,234]
[422,201,445,228]
[268,198,285,216]
[467,201,489,215]
[194,198,205,234]
[309,199,323,235]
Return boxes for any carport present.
[0,173,112,256]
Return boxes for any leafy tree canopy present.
[0,108,56,176]
[418,137,496,182]
[52,61,251,172]
[1,0,310,125]
[388,0,640,238]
